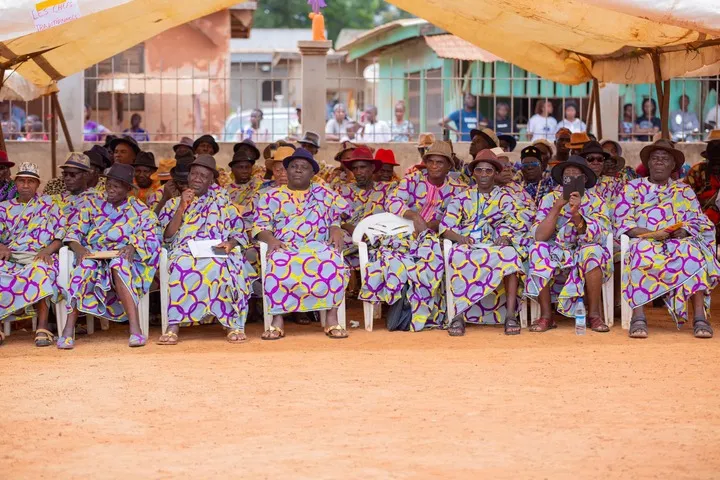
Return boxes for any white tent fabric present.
[0,71,56,102]
[386,0,720,85]
[0,0,239,87]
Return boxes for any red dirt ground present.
[2,298,720,479]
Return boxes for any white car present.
[221,109,299,142]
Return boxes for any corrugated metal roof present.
[230,28,314,53]
[335,29,369,51]
[424,34,503,62]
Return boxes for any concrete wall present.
[2,140,709,191]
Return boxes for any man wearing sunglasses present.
[519,145,556,207]
[55,153,100,223]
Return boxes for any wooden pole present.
[593,79,603,140]
[649,51,668,139]
[662,79,671,140]
[51,92,74,152]
[585,83,595,132]
[50,93,57,174]
[0,68,6,152]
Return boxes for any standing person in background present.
[526,100,557,142]
[288,105,302,139]
[670,94,700,142]
[439,92,482,142]
[123,113,150,142]
[83,105,110,142]
[634,98,661,141]
[620,103,635,141]
[491,102,515,135]
[358,105,391,143]
[555,102,586,133]
[241,109,271,143]
[325,103,351,142]
[391,101,415,142]
[0,152,16,202]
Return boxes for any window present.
[262,80,282,103]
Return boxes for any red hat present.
[0,151,14,168]
[341,146,382,172]
[375,148,399,166]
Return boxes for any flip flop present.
[129,333,147,347]
[324,324,348,339]
[261,326,285,341]
[226,329,247,343]
[156,331,179,346]
[629,316,648,339]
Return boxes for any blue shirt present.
[448,109,482,142]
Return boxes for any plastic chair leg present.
[602,280,614,327]
[363,301,373,332]
[32,315,38,331]
[620,235,631,329]
[338,297,346,330]
[86,315,95,335]
[160,248,169,335]
[3,320,10,337]
[139,294,150,337]
[519,300,528,329]
[530,300,541,325]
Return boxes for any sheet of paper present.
[32,0,82,32]
[188,239,228,259]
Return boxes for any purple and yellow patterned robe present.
[359,171,466,331]
[526,189,612,317]
[615,178,720,324]
[337,182,391,269]
[0,195,65,320]
[252,183,350,315]
[159,188,254,330]
[65,196,160,322]
[53,189,100,228]
[440,187,525,324]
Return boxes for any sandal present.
[504,317,521,336]
[261,325,285,341]
[56,336,75,350]
[629,316,648,339]
[156,331,179,346]
[448,315,466,337]
[226,329,247,343]
[324,324,349,339]
[588,315,610,333]
[693,318,714,339]
[129,333,147,348]
[34,328,55,347]
[529,317,556,333]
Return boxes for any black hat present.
[109,135,140,155]
[521,145,542,160]
[190,154,219,178]
[702,142,720,161]
[193,135,219,155]
[579,141,610,160]
[298,131,321,149]
[171,152,193,182]
[103,163,136,189]
[497,134,517,152]
[283,147,320,174]
[132,151,158,170]
[229,149,256,167]
[551,155,597,189]
[84,145,113,169]
[232,138,260,161]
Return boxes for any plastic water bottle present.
[575,299,586,335]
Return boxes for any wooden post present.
[585,83,595,132]
[649,51,669,139]
[0,68,6,152]
[662,79,671,140]
[50,93,57,174]
[51,92,74,152]
[593,79,603,140]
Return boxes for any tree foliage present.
[253,0,413,43]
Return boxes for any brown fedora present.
[467,149,504,173]
[469,127,499,148]
[567,132,591,150]
[190,154,219,178]
[422,141,454,164]
[640,139,684,171]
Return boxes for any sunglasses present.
[473,167,495,175]
[521,161,540,168]
[585,155,605,163]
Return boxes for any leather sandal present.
[504,317,521,335]
[693,318,713,339]
[529,317,556,332]
[34,328,55,347]
[324,325,349,339]
[261,326,285,341]
[156,331,179,346]
[448,315,466,337]
[226,329,247,343]
[588,315,610,333]
[629,317,648,338]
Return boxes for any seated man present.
[326,141,357,189]
[258,146,292,193]
[152,152,192,216]
[616,140,720,338]
[0,163,65,347]
[54,152,100,221]
[157,155,253,345]
[360,141,466,331]
[226,147,263,210]
[131,151,161,208]
[60,164,161,349]
[527,156,611,333]
[253,148,350,340]
[373,148,401,185]
[518,145,556,206]
[440,150,525,336]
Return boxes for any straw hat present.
[266,146,295,170]
[416,133,436,148]
[469,127,499,148]
[15,162,40,180]
[60,152,92,172]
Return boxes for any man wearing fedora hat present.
[254,148,350,340]
[84,145,113,193]
[0,151,17,202]
[326,140,359,189]
[131,151,161,208]
[227,148,263,210]
[153,151,192,216]
[297,131,321,155]
[0,162,66,347]
[686,131,720,238]
[157,154,254,345]
[519,145,556,206]
[59,164,161,349]
[360,141,465,332]
[258,146,294,195]
[374,148,401,184]
[193,134,220,156]
[110,135,140,165]
[440,149,525,336]
[526,155,612,333]
[53,153,99,223]
[173,137,194,158]
[617,139,720,339]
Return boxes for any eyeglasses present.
[521,161,540,168]
[62,171,83,178]
[473,167,495,175]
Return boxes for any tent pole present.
[51,92,74,152]
[50,93,57,174]
[593,79,603,140]
[585,83,595,132]
[649,51,667,139]
[0,68,6,152]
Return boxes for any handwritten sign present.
[31,0,81,32]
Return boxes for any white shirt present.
[325,118,350,137]
[527,114,558,141]
[358,121,392,143]
[556,118,586,134]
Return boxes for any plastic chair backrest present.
[352,212,415,245]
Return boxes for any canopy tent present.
[0,0,241,87]
[385,0,720,138]
[1,71,56,102]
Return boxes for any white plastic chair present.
[159,248,169,335]
[352,212,415,331]
[443,239,528,329]
[530,233,614,327]
[57,246,149,337]
[259,241,346,331]
[3,313,38,338]
[620,234,632,329]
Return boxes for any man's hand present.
[426,219,441,232]
[341,223,355,236]
[34,247,54,264]
[553,195,569,211]
[0,243,11,261]
[216,239,238,254]
[645,230,670,241]
[410,215,428,235]
[330,227,345,251]
[266,238,287,255]
[162,181,180,202]
[568,192,581,217]
[119,245,136,261]
[670,228,690,239]
[180,189,195,211]
[495,236,511,247]
[456,235,475,246]
[71,243,91,263]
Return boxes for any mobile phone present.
[562,176,585,200]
